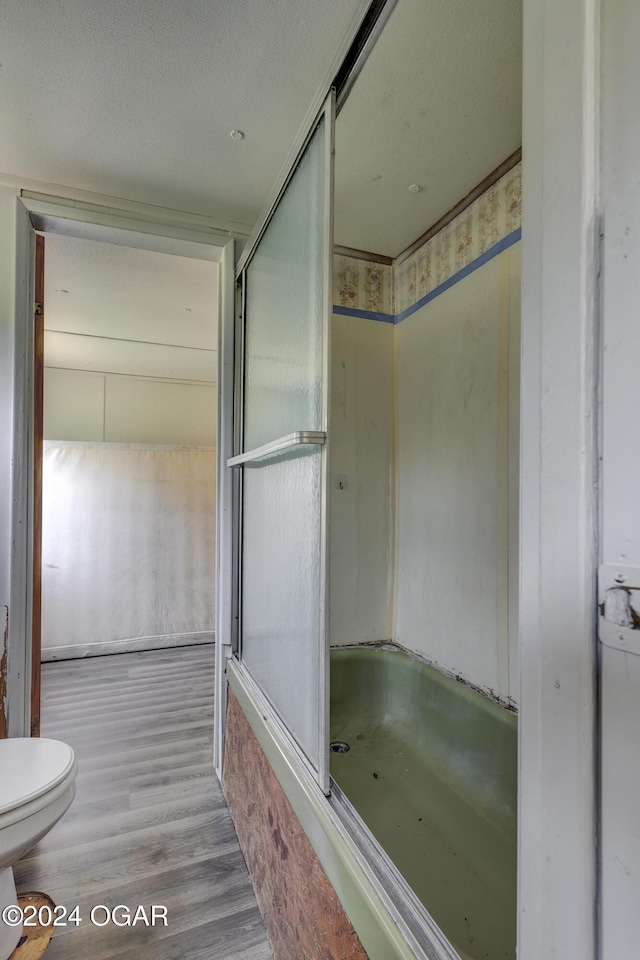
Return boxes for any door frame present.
[7,193,235,743]
[519,0,600,956]
[31,233,44,736]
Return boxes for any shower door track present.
[329,781,462,960]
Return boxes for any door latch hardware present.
[599,564,640,657]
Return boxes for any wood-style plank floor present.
[13,646,274,960]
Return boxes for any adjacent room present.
[39,234,218,663]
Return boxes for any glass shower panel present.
[242,448,322,762]
[243,118,325,452]
[238,101,331,782]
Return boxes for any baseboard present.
[41,631,215,662]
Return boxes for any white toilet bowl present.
[0,738,77,960]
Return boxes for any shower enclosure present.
[219,3,521,958]
[226,95,335,795]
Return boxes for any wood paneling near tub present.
[223,689,369,960]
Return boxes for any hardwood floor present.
[13,646,274,960]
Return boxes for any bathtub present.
[330,645,517,960]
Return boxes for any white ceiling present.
[3,0,522,268]
[334,0,522,256]
[44,234,217,382]
[0,0,365,230]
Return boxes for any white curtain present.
[41,443,216,650]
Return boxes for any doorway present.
[38,233,218,679]
[6,196,234,744]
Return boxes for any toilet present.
[0,739,77,959]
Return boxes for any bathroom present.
[221,0,521,958]
[3,0,633,954]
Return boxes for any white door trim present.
[519,0,600,956]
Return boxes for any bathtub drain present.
[330,741,350,753]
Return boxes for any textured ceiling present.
[334,0,522,256]
[2,0,522,263]
[44,234,217,382]
[0,0,364,230]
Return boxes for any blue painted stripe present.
[332,229,521,325]
[394,229,521,324]
[332,305,396,324]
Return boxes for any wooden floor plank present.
[13,646,273,960]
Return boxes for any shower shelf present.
[227,431,326,467]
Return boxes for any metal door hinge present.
[599,564,640,656]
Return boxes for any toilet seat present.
[0,739,75,816]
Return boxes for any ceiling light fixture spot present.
[408,184,421,193]
[230,129,245,141]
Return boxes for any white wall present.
[330,313,394,645]
[44,367,217,445]
[394,245,520,701]
[329,244,520,704]
[41,251,218,657]
[41,444,215,653]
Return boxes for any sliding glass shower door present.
[230,96,333,792]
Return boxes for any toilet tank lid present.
[0,738,76,814]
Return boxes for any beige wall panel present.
[44,367,105,441]
[395,251,513,698]
[41,445,216,649]
[104,377,216,445]
[330,314,394,646]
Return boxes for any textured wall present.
[395,163,521,315]
[333,254,394,316]
[41,443,216,650]
[333,163,521,318]
[223,689,369,960]
[331,165,521,701]
[395,245,520,701]
[330,313,394,646]
[44,367,217,446]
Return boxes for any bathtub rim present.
[330,640,518,715]
[227,656,462,960]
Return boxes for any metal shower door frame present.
[229,92,335,795]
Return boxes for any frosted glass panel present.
[243,118,325,451]
[242,449,322,764]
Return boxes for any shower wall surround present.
[333,162,520,318]
[223,162,523,960]
[332,255,394,318]
[331,162,521,704]
[395,162,520,317]
[330,314,395,647]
